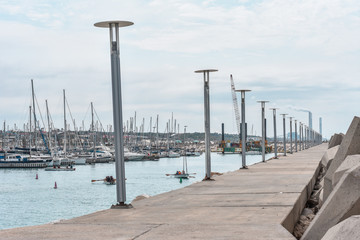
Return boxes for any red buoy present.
[36,173,38,180]
[54,181,57,189]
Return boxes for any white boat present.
[168,151,181,158]
[72,157,86,165]
[124,152,146,161]
[45,165,76,171]
[173,171,189,179]
[0,154,47,164]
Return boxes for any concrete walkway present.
[1,144,327,240]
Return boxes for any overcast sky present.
[0,0,359,139]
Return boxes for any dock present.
[0,144,327,240]
[0,162,47,168]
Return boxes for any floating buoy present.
[36,173,38,180]
[54,181,57,189]
[180,178,183,183]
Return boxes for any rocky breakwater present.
[293,116,360,240]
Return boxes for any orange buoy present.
[54,181,57,189]
[36,173,38,180]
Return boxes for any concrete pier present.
[0,144,327,240]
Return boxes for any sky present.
[0,0,359,140]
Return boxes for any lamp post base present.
[111,203,133,209]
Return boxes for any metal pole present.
[195,69,218,179]
[280,114,288,156]
[295,120,297,152]
[236,89,251,168]
[270,108,278,158]
[289,117,293,154]
[299,122,301,151]
[95,20,133,206]
[258,101,269,162]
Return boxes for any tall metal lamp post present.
[235,89,251,169]
[288,117,293,154]
[257,101,269,162]
[280,114,288,156]
[94,20,133,207]
[294,120,298,152]
[195,69,218,180]
[269,108,278,159]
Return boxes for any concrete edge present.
[281,161,322,234]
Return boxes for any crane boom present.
[230,74,241,135]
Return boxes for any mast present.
[45,100,52,155]
[183,126,188,174]
[2,121,5,150]
[91,102,95,159]
[156,114,159,149]
[31,79,38,150]
[63,89,67,156]
[166,122,170,151]
[29,106,32,156]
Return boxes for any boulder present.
[321,215,360,240]
[301,164,360,240]
[333,154,360,187]
[323,117,360,201]
[320,145,339,170]
[132,194,150,202]
[328,133,344,149]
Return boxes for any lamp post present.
[257,101,269,162]
[195,69,218,180]
[94,20,133,207]
[295,120,298,152]
[280,114,288,156]
[235,89,251,169]
[288,117,293,154]
[269,108,278,158]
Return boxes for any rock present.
[328,133,344,149]
[301,208,314,217]
[306,197,318,208]
[301,164,360,240]
[132,194,150,202]
[320,145,339,170]
[323,116,360,202]
[332,154,360,187]
[321,215,360,240]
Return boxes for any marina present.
[0,152,274,230]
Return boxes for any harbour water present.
[0,152,274,230]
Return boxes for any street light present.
[235,89,251,169]
[195,69,218,180]
[280,114,288,156]
[288,117,293,154]
[257,101,269,162]
[269,108,278,158]
[94,20,133,207]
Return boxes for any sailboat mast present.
[184,126,188,173]
[45,100,52,154]
[63,89,67,156]
[29,106,32,156]
[156,114,159,149]
[31,79,38,150]
[91,102,95,158]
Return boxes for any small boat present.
[168,151,181,158]
[104,176,116,185]
[45,165,76,171]
[173,170,189,179]
[91,176,116,185]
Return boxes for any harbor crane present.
[230,75,241,135]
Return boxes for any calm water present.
[0,152,274,230]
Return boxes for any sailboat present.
[173,155,189,178]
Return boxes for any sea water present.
[0,152,274,230]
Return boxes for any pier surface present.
[1,144,327,240]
